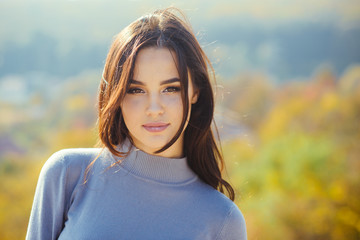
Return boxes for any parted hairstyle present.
[95,7,235,201]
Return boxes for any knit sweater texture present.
[26,142,247,240]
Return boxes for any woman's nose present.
[145,94,164,116]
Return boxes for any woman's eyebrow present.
[129,79,145,85]
[160,78,180,85]
[130,78,180,85]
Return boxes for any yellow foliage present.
[65,94,89,111]
[338,207,360,230]
[0,158,43,240]
[258,97,309,141]
[329,180,347,203]
[320,91,339,112]
[221,66,360,239]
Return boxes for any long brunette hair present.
[96,7,235,201]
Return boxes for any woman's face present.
[121,47,198,158]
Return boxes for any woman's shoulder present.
[206,189,247,238]
[216,200,247,239]
[208,187,245,221]
[44,148,102,168]
[193,180,236,207]
[39,148,103,181]
[191,181,247,237]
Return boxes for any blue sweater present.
[26,143,247,239]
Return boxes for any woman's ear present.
[191,89,199,104]
[188,70,199,104]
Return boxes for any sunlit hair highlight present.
[90,7,235,201]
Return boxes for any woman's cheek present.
[123,96,145,109]
[161,94,183,107]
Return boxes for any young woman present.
[26,8,247,240]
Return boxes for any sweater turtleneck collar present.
[109,139,197,184]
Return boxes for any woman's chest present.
[59,177,220,240]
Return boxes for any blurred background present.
[0,0,359,239]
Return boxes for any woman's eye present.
[163,86,181,93]
[127,88,144,94]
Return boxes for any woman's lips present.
[142,123,170,132]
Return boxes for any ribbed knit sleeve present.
[26,149,90,240]
[217,204,247,240]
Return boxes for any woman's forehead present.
[132,47,179,83]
